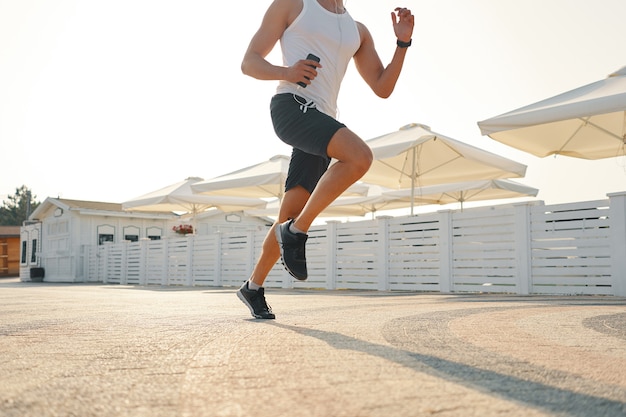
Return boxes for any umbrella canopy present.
[192,155,371,200]
[191,155,290,200]
[122,177,266,215]
[477,66,626,159]
[361,123,528,214]
[383,179,539,210]
[321,185,410,217]
[243,183,384,218]
[246,196,400,219]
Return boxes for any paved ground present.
[1,277,625,417]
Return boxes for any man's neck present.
[317,0,345,14]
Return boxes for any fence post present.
[80,245,89,282]
[438,210,453,293]
[608,192,626,296]
[102,244,110,284]
[162,238,169,286]
[513,202,534,295]
[377,217,390,291]
[325,221,338,290]
[120,242,128,285]
[245,231,256,288]
[215,233,222,287]
[138,238,148,285]
[186,235,194,286]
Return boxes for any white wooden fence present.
[82,192,626,296]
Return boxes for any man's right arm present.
[241,0,320,86]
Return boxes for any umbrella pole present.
[622,110,626,145]
[410,147,416,216]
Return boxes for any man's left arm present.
[354,7,414,98]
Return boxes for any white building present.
[20,197,272,283]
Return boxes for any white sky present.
[1,0,625,210]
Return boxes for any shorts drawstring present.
[293,94,317,114]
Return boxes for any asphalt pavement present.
[1,277,625,417]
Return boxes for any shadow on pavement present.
[267,321,626,417]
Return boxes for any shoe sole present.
[236,289,275,319]
[275,222,308,280]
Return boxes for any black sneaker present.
[237,282,275,319]
[275,219,308,280]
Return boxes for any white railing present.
[82,192,626,296]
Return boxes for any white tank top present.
[275,0,361,117]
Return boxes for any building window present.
[97,225,115,245]
[99,234,114,245]
[146,226,162,240]
[31,239,37,263]
[21,241,27,264]
[123,226,140,242]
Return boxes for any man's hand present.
[287,58,322,87]
[391,7,414,43]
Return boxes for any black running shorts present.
[270,93,346,194]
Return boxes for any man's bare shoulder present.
[266,0,303,26]
[355,21,371,47]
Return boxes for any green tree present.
[0,186,41,226]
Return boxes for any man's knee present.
[351,143,373,176]
[328,129,373,172]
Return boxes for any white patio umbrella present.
[383,179,539,211]
[478,66,626,159]
[243,183,385,219]
[246,196,399,219]
[191,155,291,200]
[361,123,528,214]
[192,155,371,201]
[123,177,267,232]
[321,185,410,218]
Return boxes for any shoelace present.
[258,299,273,313]
[253,289,273,313]
[284,232,307,261]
